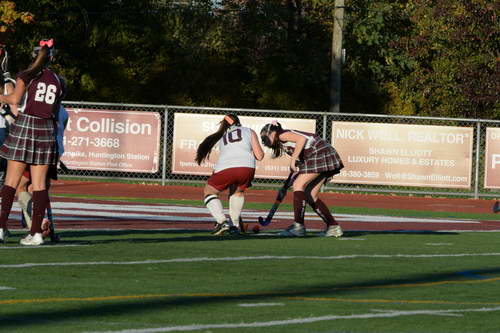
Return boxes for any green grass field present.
[1,197,500,332]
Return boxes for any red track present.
[5,180,498,232]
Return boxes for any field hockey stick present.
[59,160,69,173]
[46,205,60,243]
[258,171,298,226]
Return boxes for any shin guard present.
[293,191,306,225]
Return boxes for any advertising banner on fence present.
[61,108,161,173]
[484,128,500,189]
[331,122,473,188]
[172,113,316,179]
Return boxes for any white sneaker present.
[279,223,306,237]
[20,233,44,246]
[0,228,10,243]
[321,225,343,238]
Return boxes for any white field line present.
[2,253,500,269]
[238,303,285,307]
[0,286,15,291]
[0,244,87,250]
[85,306,500,333]
[9,202,482,224]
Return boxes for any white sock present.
[18,191,32,229]
[204,194,226,224]
[229,194,245,226]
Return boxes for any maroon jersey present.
[18,69,63,119]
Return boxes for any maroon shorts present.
[207,167,255,192]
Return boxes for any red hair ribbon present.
[224,115,235,125]
[39,39,54,48]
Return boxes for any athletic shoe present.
[320,225,343,238]
[41,218,51,238]
[0,228,10,243]
[50,232,61,243]
[212,222,230,236]
[279,223,306,237]
[20,233,44,246]
[228,226,240,236]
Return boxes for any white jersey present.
[0,77,16,129]
[214,126,256,172]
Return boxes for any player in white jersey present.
[195,114,264,235]
[0,45,17,187]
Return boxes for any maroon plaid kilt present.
[299,138,344,176]
[0,113,57,165]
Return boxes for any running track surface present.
[4,180,500,232]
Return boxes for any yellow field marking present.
[0,292,257,305]
[1,276,499,306]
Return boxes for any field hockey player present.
[260,120,344,237]
[195,114,264,235]
[0,39,65,245]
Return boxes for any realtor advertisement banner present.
[171,113,316,179]
[61,108,161,173]
[331,122,473,188]
[484,128,500,189]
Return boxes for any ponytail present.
[18,45,51,83]
[195,114,241,165]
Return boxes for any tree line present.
[1,0,498,118]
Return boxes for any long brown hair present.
[260,122,284,158]
[17,45,51,83]
[195,114,241,165]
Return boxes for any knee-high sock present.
[229,194,244,227]
[31,190,49,234]
[0,185,16,229]
[312,199,338,226]
[204,194,226,224]
[293,191,306,225]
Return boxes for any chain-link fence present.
[60,101,500,199]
